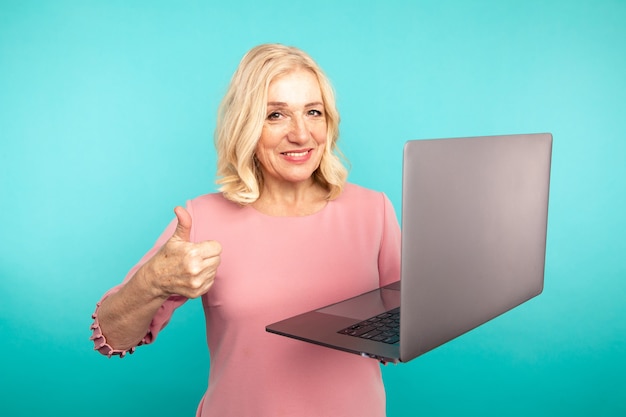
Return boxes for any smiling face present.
[254,68,327,190]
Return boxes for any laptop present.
[266,133,552,363]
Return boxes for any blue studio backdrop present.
[1,1,625,416]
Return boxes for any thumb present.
[172,206,192,242]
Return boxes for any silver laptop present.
[266,133,552,363]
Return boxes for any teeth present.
[283,151,308,157]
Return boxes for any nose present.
[287,114,310,144]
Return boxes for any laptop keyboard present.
[337,307,400,345]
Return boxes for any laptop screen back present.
[399,133,552,361]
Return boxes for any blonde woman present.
[91,44,400,417]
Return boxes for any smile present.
[281,150,311,157]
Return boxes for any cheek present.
[255,146,274,168]
[259,123,288,146]
[313,126,328,145]
[253,140,270,166]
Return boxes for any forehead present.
[267,69,322,102]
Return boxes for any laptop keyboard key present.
[338,308,400,345]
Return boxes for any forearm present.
[97,266,169,351]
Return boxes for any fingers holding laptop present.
[145,206,222,299]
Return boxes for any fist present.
[147,206,222,299]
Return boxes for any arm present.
[378,193,401,287]
[91,206,222,356]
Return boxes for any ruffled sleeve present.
[90,289,188,358]
[90,289,138,358]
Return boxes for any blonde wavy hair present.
[215,43,348,205]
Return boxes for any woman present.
[91,43,401,416]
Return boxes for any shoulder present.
[335,182,389,207]
[330,183,395,221]
[187,192,243,218]
[328,183,399,242]
[190,192,233,206]
[190,192,239,208]
[185,193,245,242]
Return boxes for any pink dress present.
[91,183,401,417]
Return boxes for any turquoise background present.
[1,0,624,415]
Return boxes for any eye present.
[308,109,323,117]
[267,111,283,120]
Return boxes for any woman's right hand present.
[143,206,222,299]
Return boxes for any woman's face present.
[255,69,327,189]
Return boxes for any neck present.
[252,179,328,217]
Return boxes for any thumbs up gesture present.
[146,206,222,299]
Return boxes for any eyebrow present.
[266,101,324,108]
